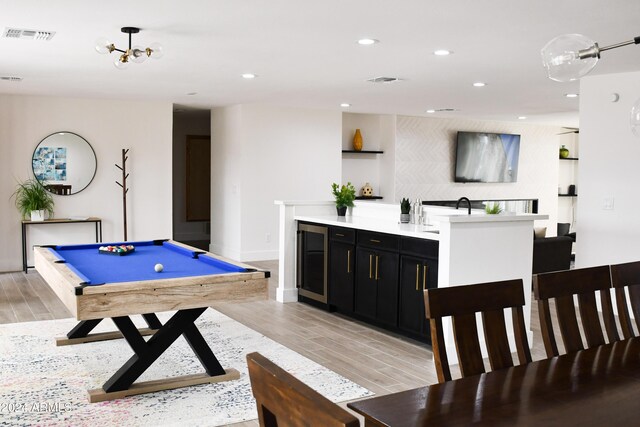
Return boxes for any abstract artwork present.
[33,147,67,181]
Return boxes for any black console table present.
[22,217,102,273]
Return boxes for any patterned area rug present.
[0,309,373,426]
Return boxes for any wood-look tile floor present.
[0,261,556,426]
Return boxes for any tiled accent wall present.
[394,115,562,228]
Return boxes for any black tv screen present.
[454,131,521,183]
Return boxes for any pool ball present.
[154,263,164,273]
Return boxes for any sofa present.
[533,234,573,274]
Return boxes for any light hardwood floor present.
[0,262,554,426]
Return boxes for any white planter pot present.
[30,210,47,222]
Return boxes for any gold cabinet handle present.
[416,264,420,291]
[347,250,351,273]
[369,254,373,279]
[370,239,381,243]
[336,233,345,237]
[375,256,379,280]
[423,265,428,290]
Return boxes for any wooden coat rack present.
[115,149,130,241]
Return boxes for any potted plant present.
[331,182,356,216]
[485,202,502,215]
[12,179,55,221]
[400,198,411,223]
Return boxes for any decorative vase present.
[559,145,569,158]
[361,182,373,197]
[400,213,410,223]
[353,129,363,151]
[336,206,347,216]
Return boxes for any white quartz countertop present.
[295,212,548,240]
[295,215,441,240]
[432,212,548,223]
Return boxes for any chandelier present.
[541,33,640,82]
[95,27,163,70]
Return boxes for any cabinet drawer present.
[330,227,356,243]
[358,230,400,252]
[401,237,438,258]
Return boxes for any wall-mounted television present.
[454,131,521,183]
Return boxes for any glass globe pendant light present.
[541,34,640,82]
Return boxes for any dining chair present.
[423,279,532,383]
[610,261,640,339]
[533,265,619,358]
[246,352,360,427]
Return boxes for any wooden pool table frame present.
[34,240,269,403]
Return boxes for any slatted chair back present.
[423,279,532,383]
[533,265,619,358]
[610,261,640,339]
[246,352,360,427]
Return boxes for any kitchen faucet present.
[456,197,471,215]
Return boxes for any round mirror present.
[32,132,97,195]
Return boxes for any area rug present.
[0,309,373,426]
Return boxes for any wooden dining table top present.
[348,337,640,426]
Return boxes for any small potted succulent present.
[12,179,55,221]
[400,198,411,223]
[331,182,356,216]
[485,202,503,215]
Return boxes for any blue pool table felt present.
[48,240,248,285]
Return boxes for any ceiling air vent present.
[366,76,402,84]
[2,27,56,41]
[0,76,23,82]
[435,108,458,112]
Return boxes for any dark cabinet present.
[399,237,439,341]
[328,227,355,313]
[355,230,400,327]
[297,221,439,345]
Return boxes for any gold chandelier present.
[95,27,163,70]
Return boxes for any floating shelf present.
[558,194,578,197]
[342,150,384,154]
[559,157,579,160]
[355,196,383,200]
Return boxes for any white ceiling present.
[2,1,640,127]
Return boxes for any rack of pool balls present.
[98,244,135,255]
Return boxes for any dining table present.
[348,337,640,426]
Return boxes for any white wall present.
[172,110,210,242]
[0,94,173,272]
[211,105,342,261]
[394,115,562,231]
[577,71,640,267]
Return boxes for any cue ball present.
[154,263,164,273]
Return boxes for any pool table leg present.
[102,307,227,393]
[55,314,163,347]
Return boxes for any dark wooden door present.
[329,241,355,313]
[375,250,399,327]
[355,247,377,320]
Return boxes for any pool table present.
[34,239,269,402]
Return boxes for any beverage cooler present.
[297,222,328,303]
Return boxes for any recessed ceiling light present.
[433,49,451,56]
[473,82,486,87]
[186,92,197,96]
[565,93,579,98]
[426,109,436,113]
[340,103,351,108]
[357,38,379,45]
[518,116,527,120]
[242,73,257,79]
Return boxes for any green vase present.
[559,145,569,158]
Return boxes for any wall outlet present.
[603,197,614,210]
[265,233,271,243]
